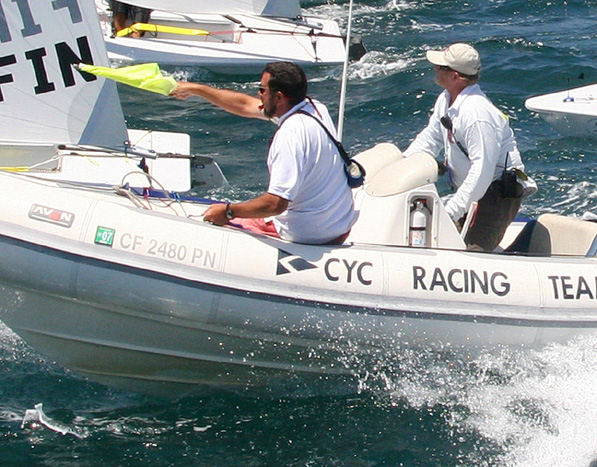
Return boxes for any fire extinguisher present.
[409,199,430,247]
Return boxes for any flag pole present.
[336,0,354,142]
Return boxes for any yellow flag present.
[77,63,177,96]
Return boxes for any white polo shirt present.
[404,84,525,221]
[267,99,357,244]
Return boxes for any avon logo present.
[28,204,75,228]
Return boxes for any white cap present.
[426,43,481,76]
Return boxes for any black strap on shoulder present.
[440,115,513,173]
[275,109,353,168]
[440,115,469,159]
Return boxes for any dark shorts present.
[109,1,151,23]
[461,179,522,251]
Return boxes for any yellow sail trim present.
[77,63,177,96]
[116,23,210,37]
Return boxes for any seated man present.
[109,1,151,38]
[171,62,357,245]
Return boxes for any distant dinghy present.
[525,83,597,138]
[95,0,367,74]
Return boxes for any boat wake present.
[0,320,22,351]
[534,178,597,218]
[4,312,597,464]
[551,180,597,215]
[347,51,412,80]
[348,336,597,466]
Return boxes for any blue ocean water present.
[1,1,597,465]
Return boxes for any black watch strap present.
[225,202,234,220]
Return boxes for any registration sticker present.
[95,226,115,247]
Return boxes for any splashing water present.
[21,403,88,439]
[346,335,597,465]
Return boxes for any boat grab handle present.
[585,234,597,257]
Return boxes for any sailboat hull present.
[96,2,349,73]
[525,83,597,138]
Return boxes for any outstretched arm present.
[170,81,267,120]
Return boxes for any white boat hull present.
[1,0,596,397]
[96,2,348,73]
[104,33,345,74]
[525,83,597,138]
[1,169,597,395]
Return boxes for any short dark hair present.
[263,62,307,106]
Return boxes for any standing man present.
[171,62,357,245]
[403,43,535,251]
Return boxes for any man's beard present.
[262,101,276,119]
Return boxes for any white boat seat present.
[365,152,438,197]
[351,143,403,183]
[515,213,597,256]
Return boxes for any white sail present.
[123,0,301,18]
[0,0,127,147]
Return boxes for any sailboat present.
[525,82,597,138]
[0,0,225,190]
[95,0,364,74]
[1,0,597,397]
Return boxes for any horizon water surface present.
[2,1,597,465]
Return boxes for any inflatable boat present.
[1,0,596,396]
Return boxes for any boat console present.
[347,143,597,256]
[347,143,467,250]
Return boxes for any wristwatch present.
[225,202,234,220]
